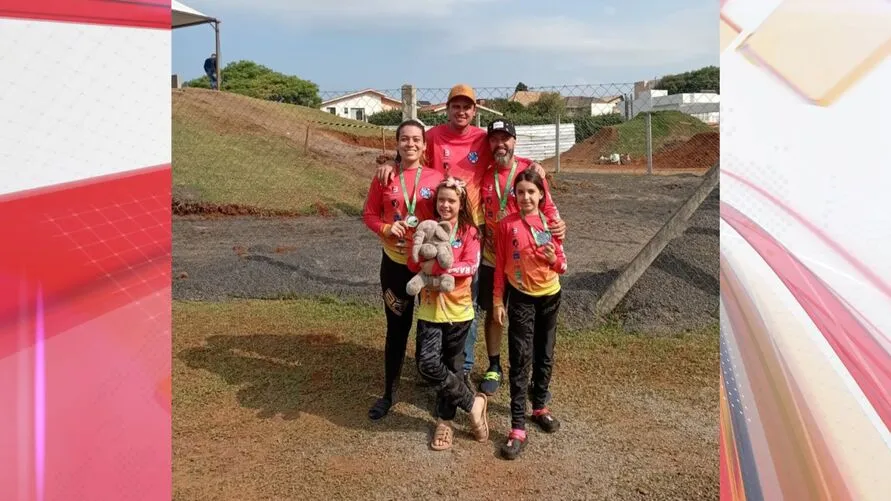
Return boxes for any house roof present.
[320,89,402,106]
[508,90,545,106]
[419,103,504,116]
[596,95,624,103]
[564,96,594,108]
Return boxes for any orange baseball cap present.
[447,83,476,104]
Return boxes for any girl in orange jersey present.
[492,168,568,460]
[407,176,489,450]
[362,119,443,421]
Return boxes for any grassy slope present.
[172,89,381,214]
[611,110,713,156]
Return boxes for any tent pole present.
[214,20,221,90]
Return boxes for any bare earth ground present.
[173,300,718,501]
[173,171,719,333]
[172,171,720,500]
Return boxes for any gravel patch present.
[173,171,719,332]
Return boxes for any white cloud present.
[189,0,498,22]
[444,7,717,67]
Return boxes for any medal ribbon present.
[448,220,459,246]
[494,159,518,214]
[399,165,423,218]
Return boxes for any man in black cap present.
[474,117,565,396]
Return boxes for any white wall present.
[381,124,576,162]
[632,90,721,124]
[514,124,576,161]
[320,93,400,121]
[591,102,619,116]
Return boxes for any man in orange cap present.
[375,83,566,394]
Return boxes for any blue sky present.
[172,0,718,94]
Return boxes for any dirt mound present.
[559,127,619,164]
[172,199,302,218]
[653,132,719,170]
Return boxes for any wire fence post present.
[401,84,417,121]
[555,111,561,174]
[303,125,311,153]
[646,111,653,175]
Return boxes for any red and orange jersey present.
[479,157,562,266]
[407,223,480,323]
[424,124,492,227]
[362,165,442,265]
[493,211,567,306]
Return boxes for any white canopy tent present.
[172,0,221,89]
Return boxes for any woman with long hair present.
[362,119,442,420]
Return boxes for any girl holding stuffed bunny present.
[362,119,442,421]
[407,176,489,450]
[492,168,567,460]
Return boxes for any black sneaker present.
[479,369,502,395]
[500,431,527,460]
[530,408,560,433]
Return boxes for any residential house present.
[563,95,624,116]
[320,89,402,122]
[508,90,544,106]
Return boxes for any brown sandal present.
[430,420,454,451]
[468,393,489,442]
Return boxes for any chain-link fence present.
[172,81,718,216]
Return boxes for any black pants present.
[506,283,561,430]
[379,251,416,400]
[416,320,474,420]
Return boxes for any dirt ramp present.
[653,132,719,170]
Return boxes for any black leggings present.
[415,320,474,420]
[379,251,416,401]
[506,283,561,430]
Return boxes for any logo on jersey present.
[420,187,433,199]
[391,186,398,193]
[394,214,402,221]
[512,238,519,248]
[443,147,450,158]
[468,151,479,164]
[452,239,462,248]
[391,200,399,208]
[513,251,520,260]
[511,227,518,235]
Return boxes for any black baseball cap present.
[487,119,516,138]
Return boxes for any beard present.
[493,147,513,166]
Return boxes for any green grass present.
[172,115,368,214]
[174,296,718,363]
[611,110,713,156]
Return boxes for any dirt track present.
[173,171,718,333]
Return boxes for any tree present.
[655,66,720,94]
[484,98,526,114]
[185,60,322,107]
[515,82,528,92]
[529,92,565,117]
